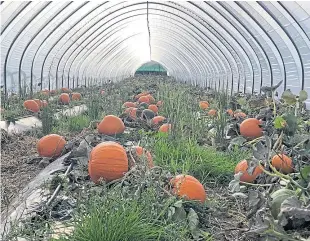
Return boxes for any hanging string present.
[147,1,151,60]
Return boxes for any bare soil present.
[1,133,42,208]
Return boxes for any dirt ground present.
[1,133,43,208]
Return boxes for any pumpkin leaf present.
[253,141,269,161]
[230,136,247,146]
[187,208,202,240]
[274,116,287,129]
[281,90,297,105]
[232,192,248,199]
[282,113,298,136]
[237,97,247,106]
[299,90,308,102]
[270,189,296,219]
[278,196,310,228]
[298,165,310,182]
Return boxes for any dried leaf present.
[228,172,243,192]
[230,136,247,146]
[187,208,202,240]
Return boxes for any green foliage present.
[151,134,249,182]
[85,94,101,120]
[54,188,189,241]
[41,106,55,135]
[53,115,90,133]
[274,116,286,129]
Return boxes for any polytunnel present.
[1,1,310,106]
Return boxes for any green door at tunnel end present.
[135,61,167,76]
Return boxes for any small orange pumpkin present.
[240,118,263,139]
[152,116,166,125]
[235,160,264,183]
[33,99,42,108]
[135,92,149,100]
[123,102,136,108]
[72,92,82,101]
[148,104,158,114]
[159,123,171,133]
[227,109,234,116]
[61,87,72,93]
[170,174,206,203]
[133,146,154,168]
[59,93,70,104]
[199,101,209,110]
[125,107,138,120]
[234,112,247,118]
[208,109,217,117]
[147,94,155,104]
[271,154,293,174]
[88,141,128,183]
[97,115,125,135]
[23,100,40,113]
[37,134,66,157]
[41,100,48,108]
[156,100,163,107]
[138,95,150,104]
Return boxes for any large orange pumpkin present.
[88,141,128,183]
[125,107,138,120]
[152,116,166,125]
[138,95,150,104]
[133,146,154,168]
[59,93,70,104]
[97,115,125,135]
[208,109,217,117]
[159,123,171,133]
[148,104,158,114]
[170,175,206,203]
[123,102,136,108]
[235,160,264,183]
[240,118,263,139]
[271,154,293,174]
[72,92,81,101]
[23,100,40,113]
[37,134,66,157]
[199,101,209,110]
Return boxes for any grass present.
[150,133,249,183]
[51,188,190,241]
[53,114,91,133]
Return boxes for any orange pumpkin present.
[33,99,42,108]
[97,115,125,135]
[41,100,48,108]
[135,92,149,100]
[170,175,206,203]
[37,134,66,157]
[152,116,166,125]
[271,154,293,174]
[148,104,158,114]
[123,102,136,108]
[88,141,128,183]
[235,160,264,183]
[61,87,72,93]
[138,95,150,104]
[156,100,163,107]
[199,101,209,110]
[133,146,154,168]
[240,118,263,139]
[159,123,171,133]
[234,112,247,118]
[59,93,70,104]
[23,100,40,113]
[147,94,155,104]
[208,109,217,117]
[72,92,81,101]
[227,109,234,116]
[125,107,138,120]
